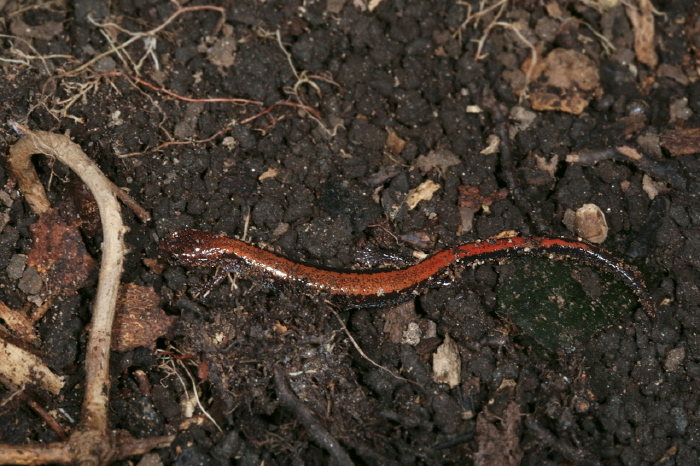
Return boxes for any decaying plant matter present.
[0,129,172,465]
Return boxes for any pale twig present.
[0,129,168,465]
[7,124,150,221]
[29,6,227,123]
[491,21,537,101]
[453,0,508,43]
[69,6,225,79]
[178,359,223,433]
[268,29,344,137]
[0,34,70,74]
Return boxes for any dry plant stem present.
[0,338,64,395]
[329,307,416,386]
[70,6,225,79]
[7,129,150,221]
[3,130,127,464]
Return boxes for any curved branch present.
[3,130,127,464]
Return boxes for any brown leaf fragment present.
[475,401,524,466]
[415,149,460,176]
[385,128,406,156]
[398,230,436,250]
[528,48,601,114]
[27,207,98,295]
[660,128,700,156]
[383,301,418,344]
[65,181,101,237]
[112,283,175,351]
[458,185,509,212]
[625,0,658,68]
[112,284,175,352]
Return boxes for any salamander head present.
[158,230,228,266]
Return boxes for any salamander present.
[158,230,655,315]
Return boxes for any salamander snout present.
[158,230,225,266]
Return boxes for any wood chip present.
[111,284,175,352]
[432,334,461,388]
[0,300,39,346]
[0,338,64,395]
[625,0,658,68]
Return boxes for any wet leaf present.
[497,258,636,352]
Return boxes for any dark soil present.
[1,0,699,464]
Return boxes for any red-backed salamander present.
[158,230,655,316]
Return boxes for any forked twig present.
[0,130,171,465]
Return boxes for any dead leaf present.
[406,180,440,210]
[398,230,436,250]
[475,401,523,466]
[458,185,509,212]
[528,48,600,114]
[385,128,406,156]
[111,284,175,352]
[383,301,418,344]
[659,128,700,156]
[27,207,98,295]
[415,149,460,176]
[625,0,658,68]
[432,334,461,388]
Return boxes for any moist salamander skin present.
[158,229,655,314]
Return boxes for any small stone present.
[664,347,686,372]
[6,254,27,280]
[18,267,43,295]
[574,204,608,243]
